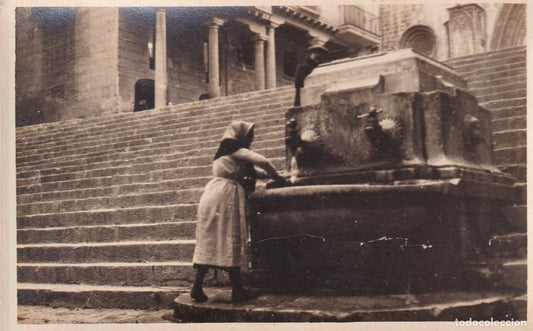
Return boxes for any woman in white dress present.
[191,120,287,303]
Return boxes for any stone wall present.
[117,8,155,112]
[72,8,120,119]
[16,8,44,126]
[379,4,451,61]
[378,3,524,61]
[16,8,120,126]
[16,8,78,126]
[166,20,207,104]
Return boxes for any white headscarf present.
[221,120,255,144]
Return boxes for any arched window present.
[399,25,436,57]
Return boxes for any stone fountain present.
[248,48,518,293]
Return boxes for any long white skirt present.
[191,177,249,268]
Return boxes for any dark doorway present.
[134,79,154,111]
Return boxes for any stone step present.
[490,105,526,120]
[17,203,198,229]
[16,102,289,157]
[17,189,204,215]
[15,109,286,161]
[16,135,284,179]
[18,221,196,244]
[17,239,196,263]
[17,163,210,188]
[459,62,526,82]
[17,262,203,287]
[16,86,293,139]
[474,89,526,104]
[17,134,283,175]
[480,97,526,112]
[467,73,527,90]
[493,146,526,165]
[18,283,189,310]
[487,233,527,260]
[171,289,525,322]
[498,165,526,182]
[17,150,284,187]
[16,108,287,161]
[499,260,527,291]
[17,305,175,323]
[17,125,285,172]
[466,259,527,293]
[492,116,526,132]
[16,92,293,149]
[493,129,526,150]
[16,155,285,195]
[469,81,526,99]
[515,183,526,203]
[17,176,210,203]
[449,53,526,74]
[462,68,526,88]
[18,175,211,197]
[446,46,525,66]
[17,134,285,177]
[16,117,286,166]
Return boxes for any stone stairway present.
[446,46,527,319]
[445,45,526,182]
[16,86,294,309]
[16,49,526,319]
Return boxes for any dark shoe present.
[190,286,208,303]
[231,287,259,303]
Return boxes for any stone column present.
[254,34,267,91]
[309,36,328,50]
[265,23,278,89]
[207,18,224,98]
[155,8,167,108]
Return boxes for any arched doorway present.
[134,79,154,111]
[490,4,526,50]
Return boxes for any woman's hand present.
[266,174,290,189]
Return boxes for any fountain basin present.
[249,178,517,292]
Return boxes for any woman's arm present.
[231,148,285,182]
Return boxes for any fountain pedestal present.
[248,49,518,293]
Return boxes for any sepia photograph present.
[1,0,528,328]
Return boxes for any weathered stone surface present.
[16,87,292,144]
[18,262,196,286]
[17,204,198,228]
[285,50,502,186]
[16,118,285,166]
[18,283,187,310]
[501,205,527,232]
[250,49,522,296]
[17,189,204,215]
[18,176,211,197]
[18,261,229,286]
[17,221,196,244]
[15,44,526,313]
[18,305,173,324]
[251,181,519,290]
[172,289,524,322]
[301,49,467,107]
[17,240,196,263]
[487,233,527,259]
[493,130,526,150]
